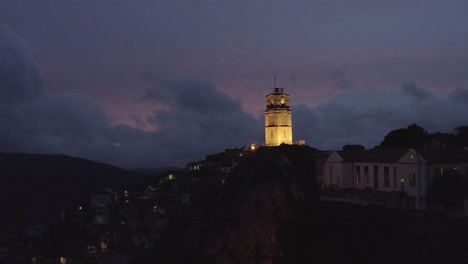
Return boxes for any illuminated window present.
[281,98,285,104]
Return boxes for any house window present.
[384,166,389,187]
[364,166,369,185]
[373,165,379,189]
[356,165,361,184]
[329,165,333,184]
[409,173,416,187]
[393,167,397,188]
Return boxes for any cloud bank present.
[1,26,468,168]
[0,26,261,168]
[293,83,468,150]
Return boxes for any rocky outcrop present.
[202,145,319,263]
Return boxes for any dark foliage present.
[427,169,467,209]
[379,123,429,149]
[342,144,365,151]
[453,126,468,147]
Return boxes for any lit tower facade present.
[265,87,293,146]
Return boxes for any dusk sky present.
[1,0,468,168]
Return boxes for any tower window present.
[284,131,286,137]
[281,98,285,104]
[271,131,273,138]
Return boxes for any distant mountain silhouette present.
[0,152,142,239]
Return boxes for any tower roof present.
[266,87,289,97]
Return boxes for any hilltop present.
[0,153,143,239]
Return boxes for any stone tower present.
[265,87,293,146]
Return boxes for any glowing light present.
[250,144,257,151]
[168,174,175,180]
[79,206,82,210]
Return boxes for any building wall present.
[341,163,354,188]
[265,124,293,146]
[323,152,354,189]
[265,92,293,146]
[323,149,468,209]
[353,163,422,194]
[324,162,342,187]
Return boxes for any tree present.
[342,144,365,151]
[427,169,467,210]
[379,123,429,149]
[453,126,468,147]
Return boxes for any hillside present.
[0,153,143,239]
[202,144,319,263]
[167,144,459,264]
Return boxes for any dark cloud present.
[2,1,468,125]
[0,25,42,104]
[401,82,432,100]
[144,77,241,115]
[144,76,262,152]
[0,28,262,167]
[329,70,352,90]
[291,84,468,150]
[450,88,468,104]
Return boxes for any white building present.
[324,147,468,208]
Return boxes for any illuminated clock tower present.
[265,86,293,146]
